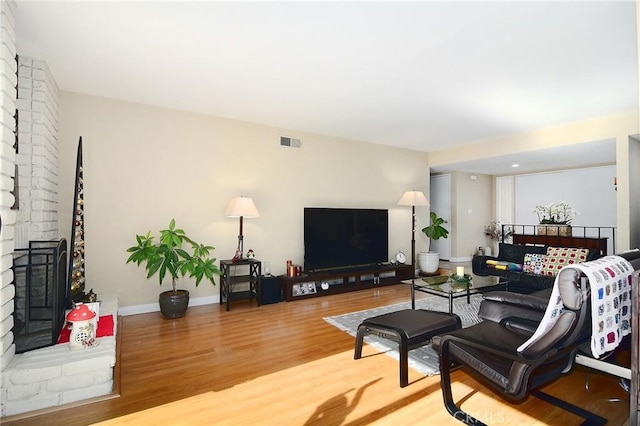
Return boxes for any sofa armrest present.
[472,255,498,276]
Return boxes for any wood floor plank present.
[2,284,630,425]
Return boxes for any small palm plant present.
[126,219,221,292]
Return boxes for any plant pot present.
[537,225,571,236]
[418,252,440,274]
[558,225,572,236]
[159,289,189,319]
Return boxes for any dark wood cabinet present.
[279,263,412,301]
[511,234,608,257]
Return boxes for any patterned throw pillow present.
[541,247,589,276]
[523,253,546,275]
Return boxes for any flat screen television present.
[304,207,388,272]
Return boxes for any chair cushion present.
[520,311,577,358]
[434,321,531,392]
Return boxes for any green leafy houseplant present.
[421,211,450,245]
[126,219,222,317]
[418,212,449,274]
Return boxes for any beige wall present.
[57,92,430,308]
[56,92,639,307]
[452,172,493,259]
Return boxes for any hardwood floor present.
[4,284,630,425]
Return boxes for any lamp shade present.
[397,191,429,207]
[225,197,260,218]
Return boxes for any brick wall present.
[16,56,59,245]
[1,2,79,416]
[0,0,17,375]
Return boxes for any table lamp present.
[225,196,260,262]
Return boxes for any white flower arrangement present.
[532,202,577,225]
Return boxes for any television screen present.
[304,208,389,272]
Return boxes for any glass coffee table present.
[402,274,508,313]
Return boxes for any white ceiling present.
[429,138,618,175]
[14,1,638,174]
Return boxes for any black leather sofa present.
[472,242,598,294]
[478,248,640,336]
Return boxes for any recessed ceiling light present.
[512,163,520,168]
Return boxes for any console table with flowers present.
[484,201,614,258]
[515,202,613,256]
[511,233,609,257]
[499,221,614,258]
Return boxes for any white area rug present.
[324,294,482,376]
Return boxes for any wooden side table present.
[220,259,261,311]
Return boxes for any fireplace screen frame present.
[12,239,68,353]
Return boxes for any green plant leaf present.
[126,219,221,288]
[421,211,449,241]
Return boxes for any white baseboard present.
[118,295,220,316]
[448,256,473,263]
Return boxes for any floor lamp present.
[397,191,429,273]
[225,196,260,262]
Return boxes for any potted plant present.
[484,220,514,256]
[532,202,577,236]
[418,212,449,274]
[126,219,222,318]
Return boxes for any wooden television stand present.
[279,263,413,301]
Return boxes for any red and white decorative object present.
[66,303,99,350]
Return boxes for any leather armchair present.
[433,267,605,425]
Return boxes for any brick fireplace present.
[1,6,118,417]
[2,295,118,417]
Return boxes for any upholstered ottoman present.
[354,309,461,387]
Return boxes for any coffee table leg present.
[449,293,453,313]
[411,282,416,309]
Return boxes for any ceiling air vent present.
[280,136,302,148]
